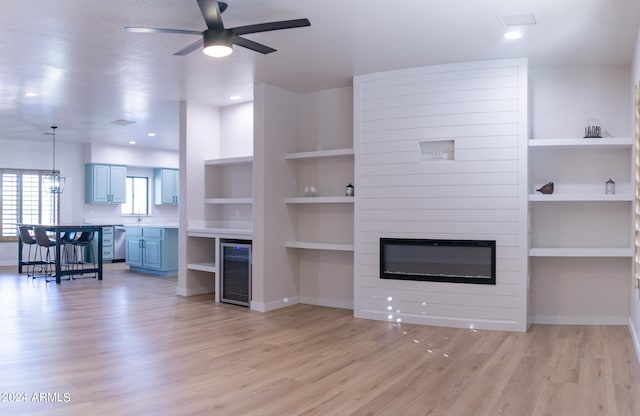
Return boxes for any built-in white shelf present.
[529,247,633,257]
[204,156,253,165]
[205,198,253,204]
[187,262,216,273]
[285,196,355,204]
[285,241,354,251]
[285,148,354,160]
[187,228,252,238]
[528,193,633,202]
[528,138,633,148]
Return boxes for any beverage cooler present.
[221,240,252,307]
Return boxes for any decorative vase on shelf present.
[346,183,354,197]
[584,119,602,138]
[605,178,615,194]
[536,181,554,195]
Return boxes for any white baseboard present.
[251,296,300,312]
[176,286,215,296]
[354,309,524,332]
[0,261,15,267]
[530,315,628,325]
[628,318,640,365]
[299,296,353,310]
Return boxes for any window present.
[0,169,60,242]
[121,176,149,216]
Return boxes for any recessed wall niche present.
[419,139,455,161]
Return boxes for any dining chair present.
[33,226,57,280]
[18,226,39,277]
[69,231,96,278]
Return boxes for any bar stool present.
[60,232,76,269]
[69,231,96,278]
[33,226,57,280]
[18,226,39,277]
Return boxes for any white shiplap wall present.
[353,59,529,331]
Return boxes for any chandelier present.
[45,125,65,194]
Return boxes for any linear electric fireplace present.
[380,238,496,285]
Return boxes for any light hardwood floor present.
[1,263,639,416]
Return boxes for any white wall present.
[177,100,221,296]
[630,27,640,361]
[86,143,178,168]
[297,87,354,152]
[252,83,298,311]
[529,65,632,324]
[530,66,632,139]
[220,101,253,158]
[353,59,529,331]
[295,87,355,309]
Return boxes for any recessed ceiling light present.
[229,95,241,100]
[24,91,38,97]
[129,141,136,145]
[504,31,523,40]
[147,132,156,137]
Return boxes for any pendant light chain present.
[51,125,57,175]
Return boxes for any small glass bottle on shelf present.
[605,178,615,194]
[346,183,354,197]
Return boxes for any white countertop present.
[123,223,179,229]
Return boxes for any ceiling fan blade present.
[125,27,203,35]
[197,0,225,30]
[232,36,276,54]
[231,18,310,36]
[173,39,205,56]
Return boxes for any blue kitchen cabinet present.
[124,226,178,276]
[86,164,127,204]
[154,168,179,205]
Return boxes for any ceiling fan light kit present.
[202,29,233,57]
[125,0,310,58]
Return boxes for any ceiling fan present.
[124,0,311,57]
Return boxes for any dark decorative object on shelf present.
[346,183,354,197]
[605,178,615,194]
[536,181,554,194]
[584,119,602,138]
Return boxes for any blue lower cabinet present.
[124,227,178,276]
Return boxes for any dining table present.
[18,224,108,284]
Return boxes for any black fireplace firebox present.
[380,238,496,285]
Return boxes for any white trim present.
[300,296,353,310]
[204,156,253,165]
[176,286,215,297]
[250,296,300,312]
[285,241,354,251]
[285,148,354,160]
[529,247,634,257]
[186,262,216,273]
[628,317,640,364]
[528,193,633,202]
[528,138,633,148]
[531,314,629,325]
[205,198,253,204]
[285,196,354,204]
[354,309,523,332]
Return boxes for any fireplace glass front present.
[380,238,496,285]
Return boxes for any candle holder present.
[605,178,615,194]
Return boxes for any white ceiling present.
[1,0,639,151]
